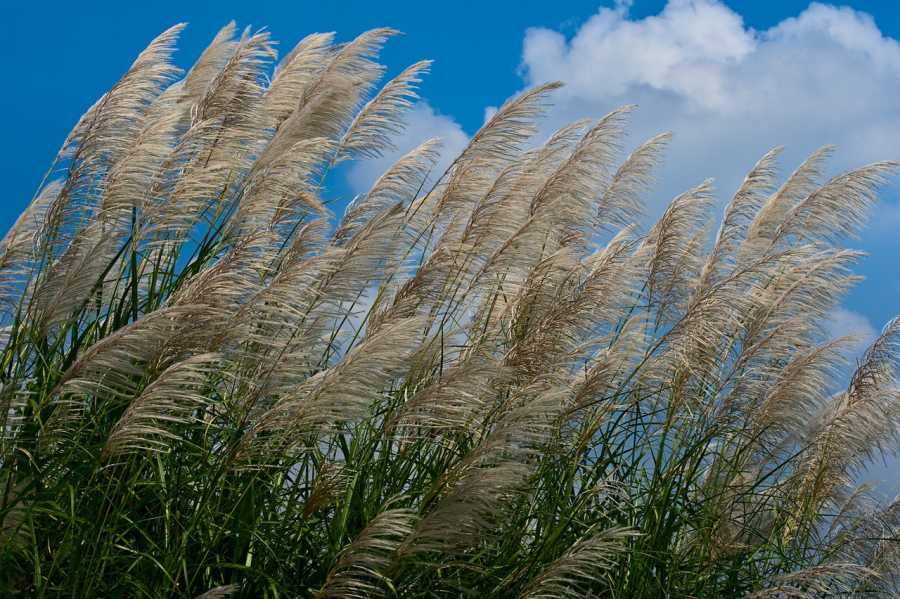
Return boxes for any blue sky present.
[3,0,899,345]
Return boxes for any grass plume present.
[1,22,899,598]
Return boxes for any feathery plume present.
[431,82,564,223]
[0,181,61,314]
[520,528,638,599]
[230,137,333,240]
[334,138,441,245]
[596,131,671,231]
[744,145,834,248]
[245,316,426,457]
[773,161,899,246]
[55,305,225,403]
[316,507,417,598]
[454,82,563,171]
[102,353,222,459]
[182,22,239,108]
[267,32,336,127]
[337,60,432,160]
[41,24,186,259]
[700,146,781,291]
[529,106,633,246]
[641,180,715,327]
[258,28,398,170]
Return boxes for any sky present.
[3,3,900,437]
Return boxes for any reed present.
[1,22,898,597]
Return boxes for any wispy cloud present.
[826,307,878,359]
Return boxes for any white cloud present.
[519,0,900,216]
[345,102,469,195]
[825,307,878,358]
[523,0,755,110]
[482,105,498,125]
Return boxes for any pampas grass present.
[1,23,899,598]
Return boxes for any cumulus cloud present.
[344,102,469,196]
[519,0,900,216]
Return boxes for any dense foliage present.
[1,23,898,597]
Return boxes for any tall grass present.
[1,22,899,597]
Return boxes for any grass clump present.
[1,22,899,598]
